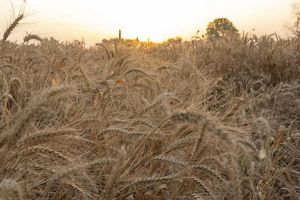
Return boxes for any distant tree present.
[206,18,238,39]
[288,2,300,36]
[166,36,182,45]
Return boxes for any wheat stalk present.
[2,14,24,42]
[102,147,126,200]
[23,33,43,43]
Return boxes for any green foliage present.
[206,18,238,39]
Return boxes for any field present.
[0,25,300,199]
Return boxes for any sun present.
[80,0,180,41]
[26,0,208,42]
[73,0,199,42]
[3,0,291,43]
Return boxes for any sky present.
[0,0,298,43]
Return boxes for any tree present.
[288,2,300,36]
[166,37,182,45]
[206,18,238,39]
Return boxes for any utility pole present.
[119,29,122,40]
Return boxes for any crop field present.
[0,15,300,200]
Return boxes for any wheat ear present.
[2,14,24,42]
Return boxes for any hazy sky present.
[0,0,297,43]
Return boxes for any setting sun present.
[0,0,296,43]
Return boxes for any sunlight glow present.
[0,0,296,43]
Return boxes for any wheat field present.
[0,15,300,200]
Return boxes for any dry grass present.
[0,22,300,199]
